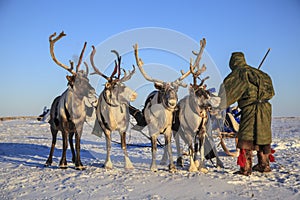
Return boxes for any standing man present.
[218,52,275,176]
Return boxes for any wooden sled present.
[217,131,239,157]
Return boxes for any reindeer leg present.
[165,130,176,173]
[199,132,208,173]
[189,144,198,172]
[175,129,185,167]
[182,131,197,172]
[121,132,134,170]
[45,126,58,166]
[69,132,75,164]
[160,142,168,166]
[193,138,200,169]
[150,135,158,172]
[75,131,85,170]
[59,130,68,169]
[104,131,113,169]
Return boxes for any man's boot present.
[252,151,263,172]
[253,151,271,173]
[236,149,252,176]
[262,153,271,172]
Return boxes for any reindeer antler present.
[184,38,208,87]
[119,66,136,82]
[192,38,206,69]
[190,62,207,87]
[110,50,121,80]
[199,75,210,87]
[90,46,134,83]
[133,44,165,85]
[76,42,87,72]
[49,31,86,76]
[83,62,89,75]
[90,45,110,80]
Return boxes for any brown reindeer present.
[45,31,96,170]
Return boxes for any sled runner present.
[210,106,240,157]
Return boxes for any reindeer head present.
[49,31,96,101]
[155,82,178,109]
[90,46,137,105]
[133,44,197,110]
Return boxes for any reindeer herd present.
[45,31,222,173]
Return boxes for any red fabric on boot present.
[269,148,275,162]
[237,149,246,167]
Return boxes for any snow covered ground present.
[0,117,299,199]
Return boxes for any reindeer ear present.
[66,75,75,83]
[154,82,163,90]
[66,75,75,87]
[105,82,111,89]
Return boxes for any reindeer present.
[45,31,96,170]
[90,46,137,170]
[133,44,196,172]
[170,39,221,172]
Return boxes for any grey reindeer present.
[171,39,222,172]
[45,32,96,170]
[133,44,195,173]
[90,46,137,170]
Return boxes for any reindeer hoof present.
[125,162,134,170]
[188,160,198,172]
[169,165,177,173]
[150,166,158,172]
[104,165,113,170]
[75,165,86,170]
[199,167,209,174]
[104,161,113,170]
[189,166,198,172]
[125,166,134,171]
[125,158,134,170]
[151,168,158,172]
[45,158,53,167]
[59,164,68,169]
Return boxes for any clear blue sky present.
[0,0,299,117]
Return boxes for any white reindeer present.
[133,44,196,172]
[45,31,96,170]
[90,46,137,170]
[171,39,221,172]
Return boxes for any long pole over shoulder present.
[258,48,271,70]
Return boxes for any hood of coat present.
[229,52,247,70]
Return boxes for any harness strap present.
[100,110,111,131]
[102,90,118,107]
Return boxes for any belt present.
[240,99,269,109]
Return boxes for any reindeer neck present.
[102,89,119,107]
[188,95,207,117]
[73,90,85,100]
